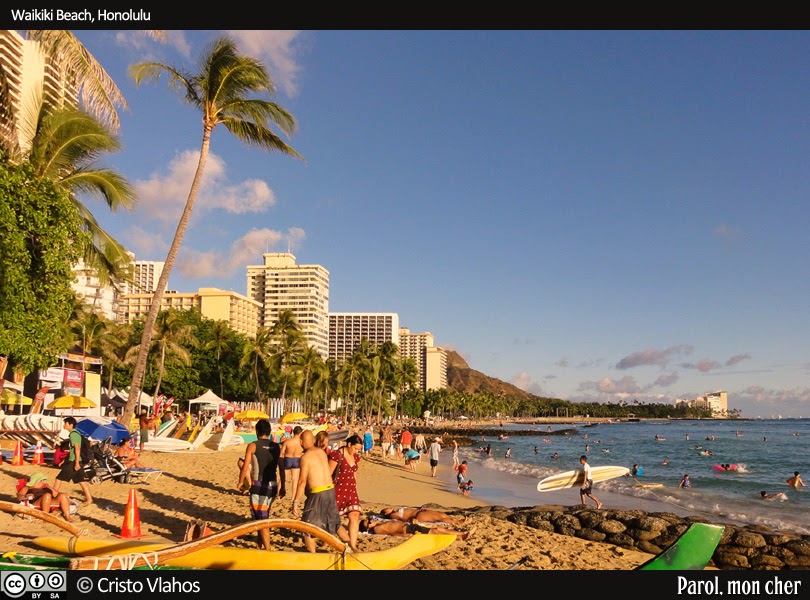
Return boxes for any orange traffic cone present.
[10,440,24,466]
[115,488,145,538]
[31,440,44,465]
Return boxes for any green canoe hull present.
[636,523,724,570]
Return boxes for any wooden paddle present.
[67,518,347,570]
[0,500,84,536]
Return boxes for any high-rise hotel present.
[0,30,78,149]
[398,327,448,391]
[246,253,330,357]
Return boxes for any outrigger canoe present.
[31,519,457,570]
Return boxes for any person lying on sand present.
[380,506,467,526]
[16,472,74,521]
[360,518,475,540]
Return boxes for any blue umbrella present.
[75,416,131,445]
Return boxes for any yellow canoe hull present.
[32,533,456,570]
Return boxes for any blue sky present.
[62,30,810,418]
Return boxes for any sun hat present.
[28,472,48,486]
[434,437,441,441]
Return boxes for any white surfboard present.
[216,417,235,451]
[190,415,218,450]
[537,465,630,492]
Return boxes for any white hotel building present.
[246,253,330,357]
[328,313,400,363]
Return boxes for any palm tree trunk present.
[123,127,212,424]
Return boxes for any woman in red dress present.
[328,434,363,551]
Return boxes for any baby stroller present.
[55,436,131,483]
[86,437,132,484]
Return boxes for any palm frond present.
[26,30,127,131]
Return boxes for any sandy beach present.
[0,443,659,570]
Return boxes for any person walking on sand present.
[292,430,351,552]
[787,471,805,490]
[237,419,284,550]
[578,455,602,509]
[328,434,364,552]
[380,424,393,460]
[51,417,93,506]
[452,439,459,467]
[428,436,443,477]
[279,425,303,505]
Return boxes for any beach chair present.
[128,467,163,483]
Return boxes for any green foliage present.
[0,160,90,372]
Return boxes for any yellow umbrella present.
[46,395,98,409]
[0,389,32,405]
[234,409,270,421]
[279,411,308,424]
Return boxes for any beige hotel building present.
[116,287,261,337]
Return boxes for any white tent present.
[119,389,153,407]
[188,389,228,412]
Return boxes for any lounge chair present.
[128,467,163,483]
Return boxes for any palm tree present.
[270,310,306,412]
[23,30,166,132]
[294,346,324,415]
[97,322,134,392]
[240,327,274,409]
[392,357,418,420]
[1,31,169,284]
[122,36,303,424]
[0,99,137,284]
[205,320,233,399]
[125,308,195,399]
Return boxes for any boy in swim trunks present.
[280,426,303,506]
[237,419,284,549]
[292,429,350,552]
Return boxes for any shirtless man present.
[138,408,152,453]
[360,518,474,540]
[380,506,467,526]
[279,426,304,504]
[292,429,350,552]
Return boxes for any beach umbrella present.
[75,416,131,444]
[46,395,98,409]
[0,389,33,405]
[234,409,270,421]
[279,411,308,424]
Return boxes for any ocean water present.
[450,418,809,535]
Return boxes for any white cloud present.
[113,30,191,58]
[228,30,306,97]
[133,150,277,226]
[175,227,306,280]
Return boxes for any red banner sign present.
[63,369,84,396]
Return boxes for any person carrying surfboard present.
[578,455,602,509]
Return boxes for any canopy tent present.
[100,392,127,409]
[188,389,230,413]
